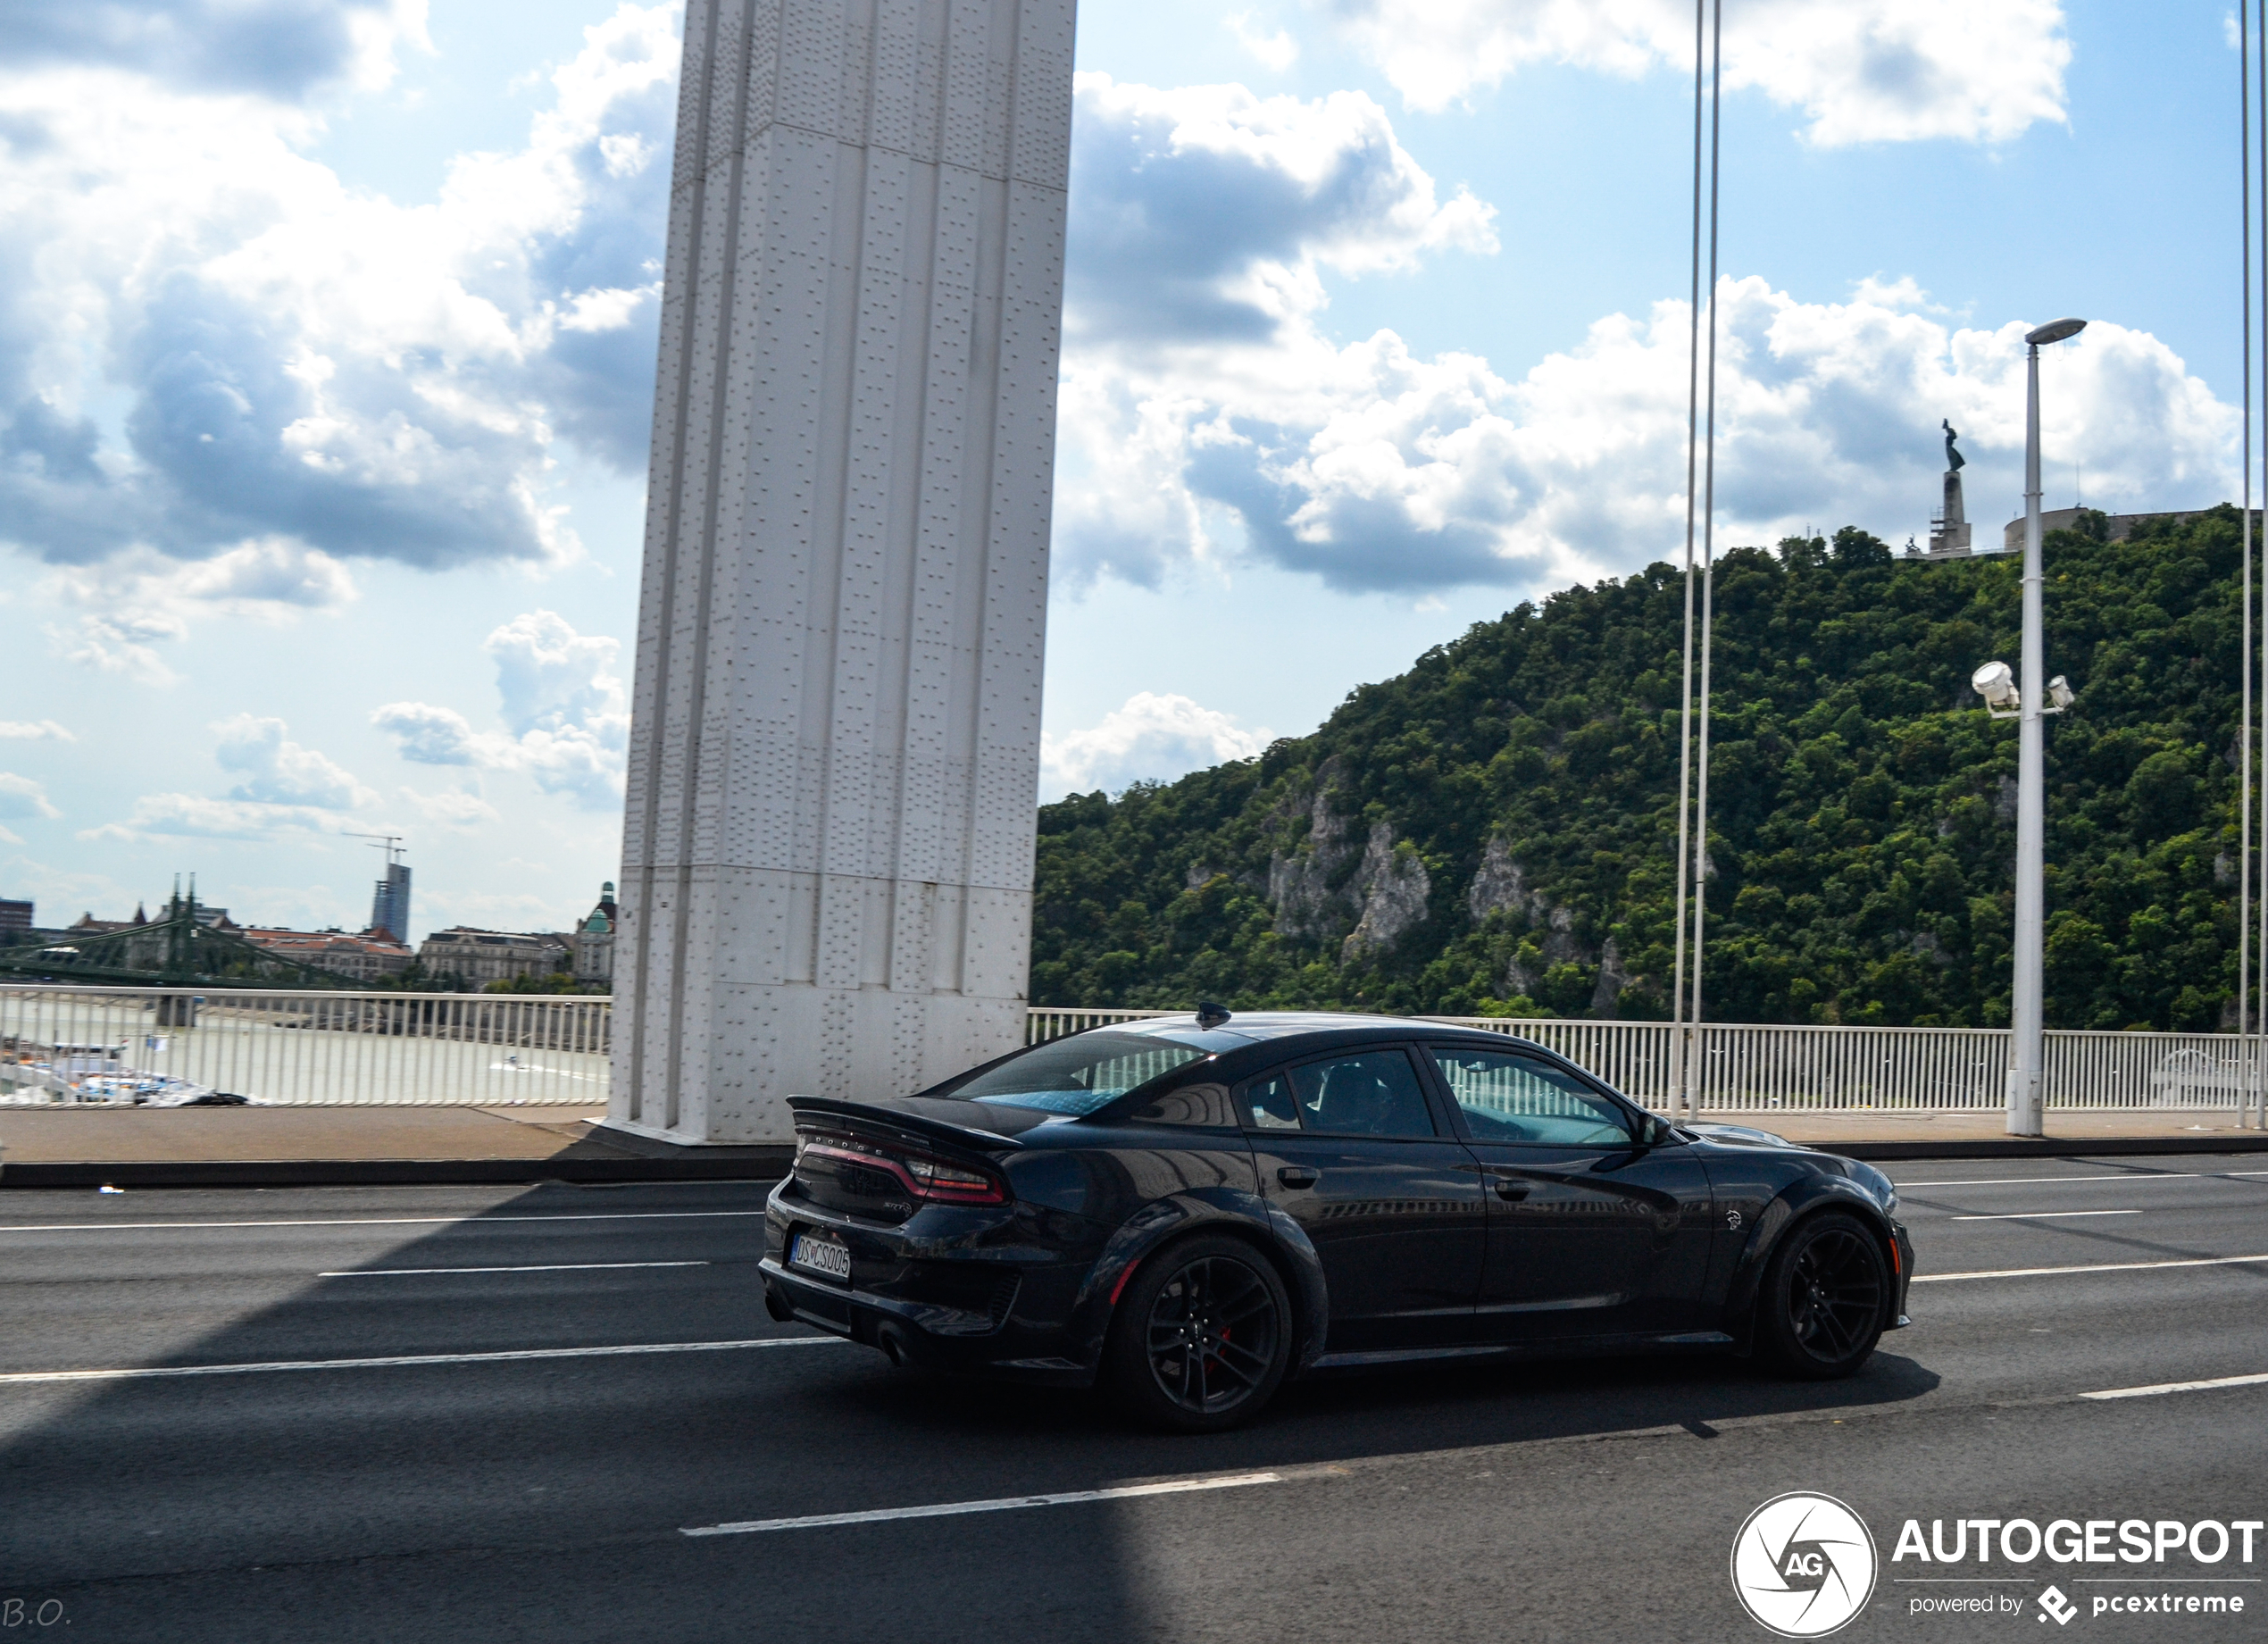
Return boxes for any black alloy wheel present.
[1105,1236,1291,1431]
[1760,1212,1888,1379]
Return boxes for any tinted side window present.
[1128,1081,1237,1127]
[1288,1048,1438,1139]
[1428,1047,1631,1146]
[1240,1074,1301,1130]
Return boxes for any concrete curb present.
[0,1152,793,1189]
[3,1133,2265,1187]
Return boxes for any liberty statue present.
[1930,417,1972,554]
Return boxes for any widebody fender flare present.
[1070,1187,1330,1376]
[1722,1176,1902,1348]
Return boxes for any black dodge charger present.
[760,1010,1914,1430]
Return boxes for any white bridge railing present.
[1,988,2260,1112]
[2,987,609,1107]
[1032,1008,2268,1114]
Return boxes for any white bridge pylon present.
[611,0,1074,1145]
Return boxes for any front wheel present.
[1757,1212,1888,1379]
[1104,1236,1291,1431]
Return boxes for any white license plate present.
[789,1231,852,1283]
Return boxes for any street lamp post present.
[2007,317,2087,1137]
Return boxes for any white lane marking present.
[682,1472,1285,1538]
[0,1336,847,1386]
[1913,1254,2268,1283]
[2081,1372,2268,1401]
[318,1261,710,1277]
[0,1212,769,1234]
[1948,1210,2143,1221]
[1897,1170,2268,1189]
[1898,1173,2201,1189]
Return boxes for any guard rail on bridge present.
[1,987,2260,1116]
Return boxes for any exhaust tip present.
[876,1325,912,1367]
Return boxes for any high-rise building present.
[371,861,412,943]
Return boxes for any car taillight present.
[796,1132,1007,1206]
[901,1154,1004,1204]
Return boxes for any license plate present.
[789,1231,852,1283]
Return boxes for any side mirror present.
[1639,1114,1677,1147]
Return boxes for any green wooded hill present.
[1032,509,2255,1031]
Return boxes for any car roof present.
[1105,1011,1523,1047]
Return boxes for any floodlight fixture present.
[2024,317,2088,347]
[2046,674,2075,712]
[1972,660,2020,715]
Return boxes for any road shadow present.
[0,1180,1942,1644]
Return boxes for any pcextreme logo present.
[1732,1492,1880,1638]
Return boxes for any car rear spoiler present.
[785,1095,1026,1153]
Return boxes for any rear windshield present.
[945,1031,1213,1116]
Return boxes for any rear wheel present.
[1105,1236,1291,1431]
[1758,1212,1888,1379]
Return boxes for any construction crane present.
[345,833,412,945]
[345,831,405,865]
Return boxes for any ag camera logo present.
[1732,1492,1880,1637]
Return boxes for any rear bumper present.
[758,1259,1093,1384]
[762,1180,1106,1385]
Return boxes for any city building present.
[70,905,147,936]
[0,898,31,938]
[1997,507,2210,553]
[238,927,413,984]
[417,928,571,986]
[371,858,411,944]
[573,882,616,986]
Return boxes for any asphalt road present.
[3,1157,2265,1643]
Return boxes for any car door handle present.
[1277,1166,1319,1189]
[1490,1178,1531,1201]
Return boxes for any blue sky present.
[0,0,2247,939]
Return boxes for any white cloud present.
[1067,74,1495,350]
[1,0,433,100]
[369,702,482,765]
[1059,76,1499,588]
[1056,80,2236,599]
[0,855,134,917]
[397,787,502,829]
[0,772,62,822]
[486,608,627,740]
[79,793,346,842]
[1227,13,1299,71]
[0,4,680,574]
[1848,273,1947,313]
[48,612,188,684]
[0,720,74,741]
[40,538,360,681]
[1042,692,1272,798]
[83,714,375,840]
[371,608,628,808]
[1326,0,2071,146]
[213,714,374,809]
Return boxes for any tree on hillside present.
[1031,508,2246,1031]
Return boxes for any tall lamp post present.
[1974,316,2087,1138]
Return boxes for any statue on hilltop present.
[1927,419,1972,556]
